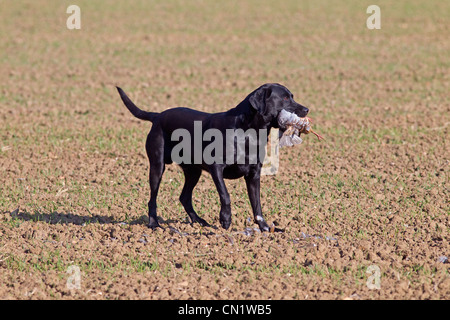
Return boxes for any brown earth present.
[0,0,448,299]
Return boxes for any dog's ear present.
[249,85,272,114]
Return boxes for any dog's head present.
[248,83,309,129]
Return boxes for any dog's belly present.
[222,164,254,179]
[182,163,258,180]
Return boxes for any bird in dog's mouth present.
[277,109,324,147]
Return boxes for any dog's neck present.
[225,97,252,116]
[225,98,273,133]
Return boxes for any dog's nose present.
[303,107,309,115]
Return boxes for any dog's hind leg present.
[179,166,210,227]
[146,128,165,229]
[147,163,165,229]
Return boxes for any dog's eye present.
[284,97,289,101]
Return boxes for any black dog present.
[116,83,309,231]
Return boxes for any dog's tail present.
[116,86,158,122]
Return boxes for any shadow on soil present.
[5,209,225,237]
[4,209,281,239]
[6,208,148,226]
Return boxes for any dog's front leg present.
[245,171,270,232]
[210,166,232,230]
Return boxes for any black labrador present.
[116,83,309,231]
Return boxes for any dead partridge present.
[278,109,324,146]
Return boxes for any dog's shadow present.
[6,208,147,226]
[5,208,208,229]
[5,209,282,235]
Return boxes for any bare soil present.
[0,0,448,299]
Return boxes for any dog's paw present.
[220,218,231,230]
[192,216,210,227]
[148,217,164,230]
[255,216,270,232]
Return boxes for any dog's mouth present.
[294,109,309,118]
